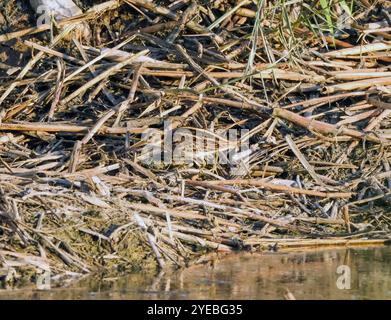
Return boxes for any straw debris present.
[0,0,390,286]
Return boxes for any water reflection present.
[1,246,390,299]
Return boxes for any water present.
[1,246,390,299]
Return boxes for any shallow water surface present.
[1,246,391,299]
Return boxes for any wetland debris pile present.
[0,0,390,285]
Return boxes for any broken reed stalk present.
[62,49,150,103]
[246,239,390,249]
[124,0,224,44]
[0,122,145,135]
[190,180,353,199]
[273,108,386,143]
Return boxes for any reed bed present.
[0,0,390,286]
